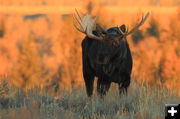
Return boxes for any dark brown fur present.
[82,25,133,97]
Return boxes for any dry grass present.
[0,80,179,119]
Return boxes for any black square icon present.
[165,104,180,119]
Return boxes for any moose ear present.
[96,24,107,34]
[119,24,126,33]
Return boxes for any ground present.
[0,80,179,119]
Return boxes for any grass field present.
[0,80,180,119]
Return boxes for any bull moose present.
[73,10,150,97]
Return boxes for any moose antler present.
[118,12,150,36]
[73,9,103,40]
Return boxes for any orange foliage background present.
[0,0,180,94]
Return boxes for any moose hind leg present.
[119,84,127,96]
[118,76,130,96]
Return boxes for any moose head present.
[73,10,150,65]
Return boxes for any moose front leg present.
[82,59,95,97]
[97,79,111,97]
[84,75,95,97]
